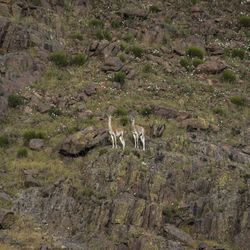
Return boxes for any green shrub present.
[30,0,41,5]
[0,135,9,148]
[180,57,190,69]
[239,16,250,27]
[142,63,153,73]
[118,53,126,63]
[23,130,45,144]
[77,186,94,198]
[50,52,86,67]
[120,41,129,52]
[88,18,104,28]
[111,20,121,28]
[230,96,247,107]
[192,58,203,67]
[141,107,153,117]
[17,148,28,158]
[213,107,227,116]
[69,54,87,66]
[113,71,126,85]
[70,32,83,41]
[149,5,161,13]
[96,29,112,41]
[49,51,69,67]
[113,108,128,117]
[231,48,245,60]
[8,94,24,108]
[187,46,204,60]
[222,70,236,83]
[129,45,144,58]
[48,107,61,118]
[123,32,134,42]
[120,116,129,126]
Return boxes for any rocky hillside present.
[0,0,250,249]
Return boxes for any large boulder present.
[59,126,108,156]
[101,57,124,72]
[196,58,227,74]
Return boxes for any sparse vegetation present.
[77,186,94,198]
[122,32,134,42]
[213,107,227,116]
[88,18,104,28]
[120,116,129,126]
[231,48,245,60]
[113,71,126,85]
[149,5,161,13]
[96,29,112,41]
[126,44,144,58]
[180,57,190,69]
[8,94,24,108]
[23,130,45,144]
[192,58,203,67]
[140,107,153,117]
[70,32,83,41]
[118,53,126,63]
[0,135,9,148]
[50,52,86,67]
[48,107,61,118]
[142,63,153,73]
[222,70,236,83]
[239,15,250,27]
[49,51,68,67]
[29,0,41,6]
[113,108,128,117]
[187,46,204,60]
[17,148,28,158]
[230,96,247,107]
[69,54,87,66]
[111,20,121,28]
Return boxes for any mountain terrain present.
[0,0,250,249]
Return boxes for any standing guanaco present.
[108,115,125,150]
[131,117,145,150]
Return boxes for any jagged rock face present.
[15,144,250,249]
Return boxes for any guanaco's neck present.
[108,116,113,132]
[131,119,136,131]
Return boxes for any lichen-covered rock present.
[0,209,15,230]
[59,127,109,156]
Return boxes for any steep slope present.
[0,0,250,249]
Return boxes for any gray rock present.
[164,223,195,246]
[24,174,41,188]
[196,58,227,74]
[59,126,108,156]
[101,57,124,72]
[0,209,15,230]
[84,84,97,96]
[29,139,45,150]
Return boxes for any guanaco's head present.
[130,115,135,124]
